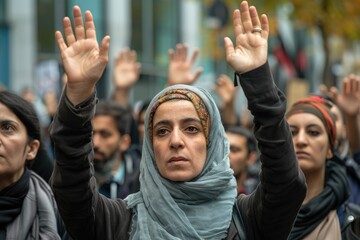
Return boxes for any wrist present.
[66,83,96,106]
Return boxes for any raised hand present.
[55,6,110,105]
[113,48,141,90]
[224,1,268,73]
[167,44,203,86]
[214,74,238,125]
[330,74,360,116]
[214,74,236,109]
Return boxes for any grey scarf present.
[126,84,237,239]
[6,171,61,240]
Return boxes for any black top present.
[49,63,306,240]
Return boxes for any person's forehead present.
[154,100,197,116]
[288,112,326,128]
[93,115,118,128]
[226,132,247,144]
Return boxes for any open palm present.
[55,6,110,104]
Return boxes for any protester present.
[93,100,141,199]
[49,2,306,239]
[214,74,253,129]
[112,48,141,108]
[0,91,67,239]
[328,75,360,206]
[224,125,259,195]
[286,96,350,239]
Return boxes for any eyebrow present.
[0,119,17,125]
[289,123,323,129]
[153,117,201,129]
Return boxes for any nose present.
[93,133,101,148]
[294,129,307,147]
[169,128,184,149]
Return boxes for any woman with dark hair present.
[0,91,67,239]
[286,96,350,239]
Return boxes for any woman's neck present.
[303,168,326,204]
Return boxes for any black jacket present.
[49,63,306,240]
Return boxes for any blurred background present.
[1,0,360,107]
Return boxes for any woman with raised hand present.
[50,1,306,239]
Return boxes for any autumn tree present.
[253,0,360,87]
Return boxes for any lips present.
[168,156,188,163]
[296,151,310,159]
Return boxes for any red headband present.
[286,96,337,154]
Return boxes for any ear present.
[246,151,257,166]
[326,148,333,160]
[119,134,131,154]
[26,139,40,161]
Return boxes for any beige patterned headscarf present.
[147,88,210,145]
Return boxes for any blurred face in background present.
[92,115,128,162]
[226,132,254,178]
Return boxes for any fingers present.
[233,1,268,36]
[84,10,97,42]
[249,6,261,29]
[319,84,329,96]
[239,1,252,32]
[55,31,67,53]
[189,48,199,65]
[61,6,98,47]
[175,44,187,61]
[99,35,111,64]
[191,67,203,82]
[73,6,85,41]
[63,17,76,46]
[343,74,360,96]
[261,14,269,36]
[224,37,235,59]
[168,49,175,61]
[329,86,339,102]
[169,44,199,64]
[232,9,243,37]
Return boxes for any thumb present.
[99,35,110,64]
[224,37,234,59]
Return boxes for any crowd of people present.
[0,1,360,239]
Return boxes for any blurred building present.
[0,0,240,107]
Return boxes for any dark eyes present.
[0,123,16,133]
[290,129,320,137]
[155,126,199,136]
[308,130,320,136]
[186,126,198,133]
[156,128,169,136]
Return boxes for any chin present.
[165,173,194,182]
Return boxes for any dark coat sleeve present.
[236,63,307,240]
[49,91,132,240]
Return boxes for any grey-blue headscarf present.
[126,84,237,239]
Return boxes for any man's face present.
[92,115,122,162]
[226,132,250,177]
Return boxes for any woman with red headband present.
[286,96,350,239]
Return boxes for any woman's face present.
[287,113,332,174]
[152,100,207,181]
[0,103,39,190]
